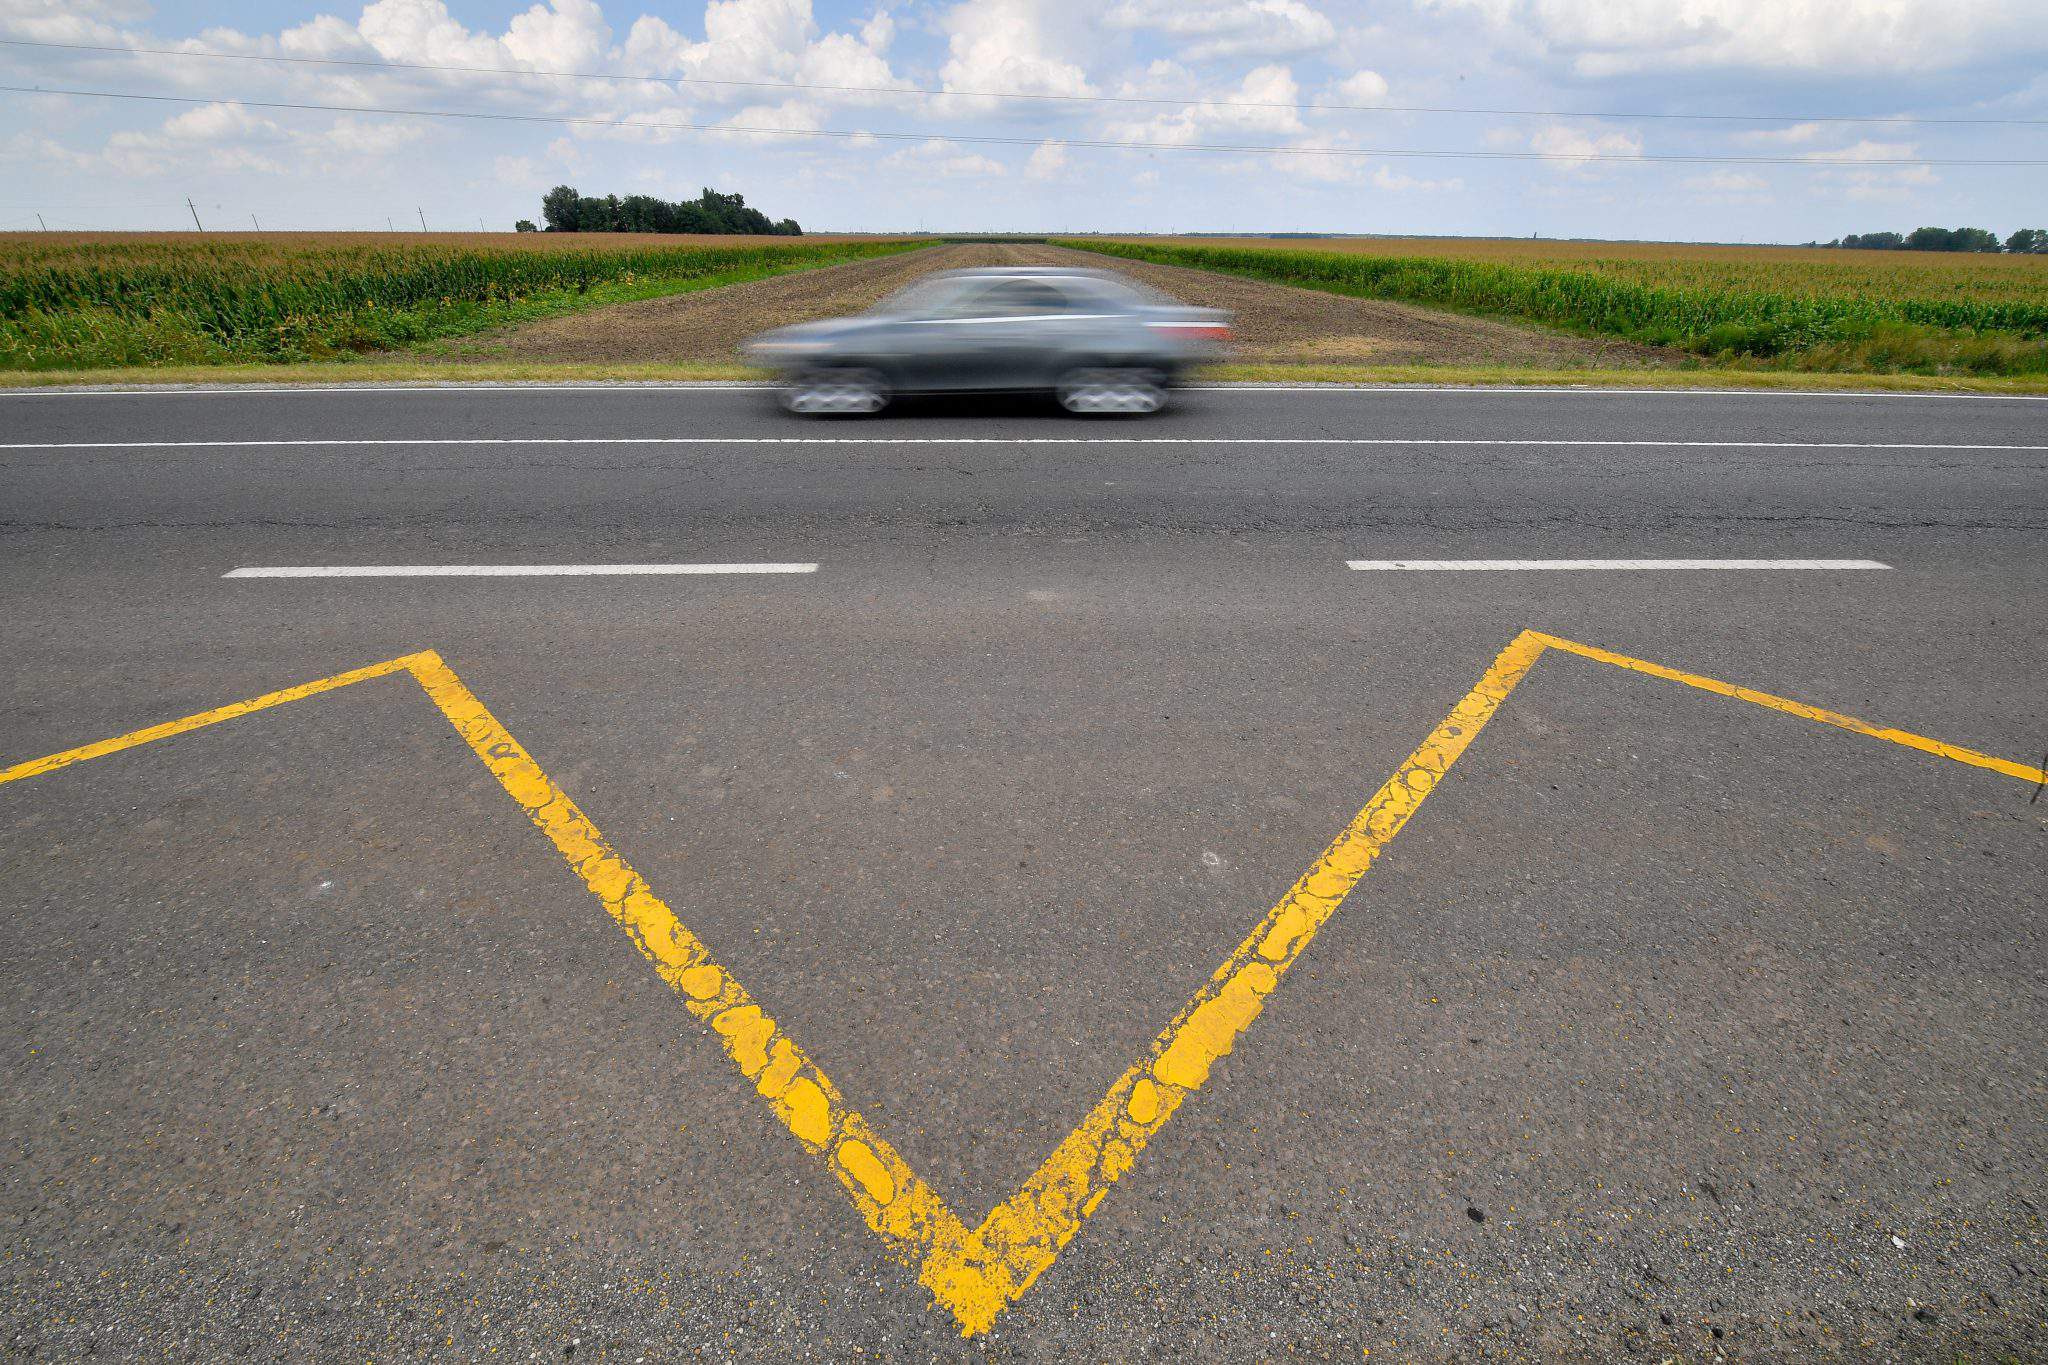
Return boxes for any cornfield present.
[1058,237,2048,371]
[0,232,917,370]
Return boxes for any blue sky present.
[2,0,2043,239]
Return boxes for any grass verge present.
[5,360,2044,394]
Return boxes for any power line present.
[4,35,2043,129]
[4,84,2041,167]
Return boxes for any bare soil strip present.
[442,243,1671,370]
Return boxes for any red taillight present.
[1150,322,1231,340]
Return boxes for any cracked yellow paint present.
[2,631,2038,1336]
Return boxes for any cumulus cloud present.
[1332,70,1390,104]
[1801,139,1939,199]
[1106,0,1337,62]
[1025,140,1071,179]
[1527,123,1644,171]
[1418,0,2045,77]
[0,0,149,44]
[938,0,1093,105]
[1107,63,1309,144]
[881,137,1005,178]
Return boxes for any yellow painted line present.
[1531,633,2046,785]
[401,652,979,1284]
[930,627,1550,1329]
[0,652,428,786]
[0,630,2037,1335]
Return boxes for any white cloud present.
[938,0,1093,105]
[1418,0,2046,77]
[0,0,149,44]
[1528,123,1644,171]
[1106,0,1337,61]
[0,0,2027,239]
[1106,63,1309,144]
[320,117,426,156]
[102,103,291,177]
[503,0,612,70]
[1026,141,1071,179]
[1802,140,1939,199]
[1332,70,1390,104]
[881,137,1005,178]
[1735,122,1830,147]
[357,0,517,67]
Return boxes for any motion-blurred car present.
[743,267,1231,416]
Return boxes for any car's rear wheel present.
[783,367,890,416]
[1055,367,1166,416]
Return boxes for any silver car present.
[743,267,1231,416]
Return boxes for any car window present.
[871,276,972,316]
[977,280,1075,316]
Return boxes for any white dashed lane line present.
[1344,559,1892,571]
[222,563,818,578]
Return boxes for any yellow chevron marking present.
[2,632,2037,1333]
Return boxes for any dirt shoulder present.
[434,242,1672,370]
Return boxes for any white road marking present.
[0,384,774,398]
[2,382,2042,401]
[1345,558,1892,571]
[9,436,2046,451]
[222,563,817,578]
[1184,386,2048,400]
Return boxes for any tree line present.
[1818,226,2044,253]
[516,185,800,236]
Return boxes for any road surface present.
[3,383,2044,1359]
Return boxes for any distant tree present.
[531,183,800,236]
[1837,231,1904,250]
[514,219,538,233]
[2006,227,2046,254]
[1905,225,2001,252]
[540,185,581,232]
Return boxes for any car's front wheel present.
[783,367,890,416]
[1054,367,1166,416]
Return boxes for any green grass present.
[1055,239,2048,376]
[0,236,922,371]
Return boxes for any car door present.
[903,279,1008,391]
[911,278,1079,390]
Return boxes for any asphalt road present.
[2,383,2044,1361]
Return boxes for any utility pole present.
[186,196,204,231]
[417,206,427,232]
[251,214,261,231]
[387,216,395,232]
[36,213,47,231]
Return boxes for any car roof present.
[934,267,1114,281]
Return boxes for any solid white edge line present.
[2,382,2042,401]
[222,563,818,578]
[16,437,2045,451]
[1344,558,1893,571]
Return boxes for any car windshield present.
[870,276,975,316]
